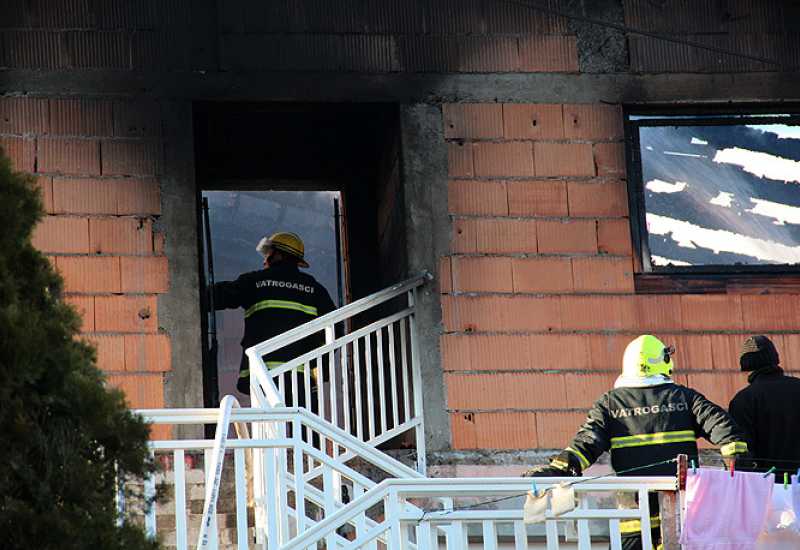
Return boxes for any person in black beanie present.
[729,335,800,477]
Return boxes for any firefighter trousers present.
[618,492,661,550]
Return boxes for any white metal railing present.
[196,395,244,550]
[128,274,680,550]
[284,476,679,550]
[134,405,679,550]
[135,406,430,550]
[246,273,430,474]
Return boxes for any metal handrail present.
[284,479,392,550]
[283,475,678,550]
[242,271,430,477]
[263,307,414,378]
[138,405,426,549]
[137,404,680,550]
[138,404,431,543]
[372,475,678,492]
[139,407,422,481]
[136,274,432,547]
[196,395,240,550]
[246,272,428,358]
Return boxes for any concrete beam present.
[399,104,451,454]
[3,70,800,104]
[158,100,205,434]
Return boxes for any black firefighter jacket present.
[213,262,336,390]
[559,382,747,476]
[729,369,800,476]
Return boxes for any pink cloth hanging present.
[681,468,773,550]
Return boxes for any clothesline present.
[694,459,800,485]
[415,454,800,521]
[694,462,795,476]
[414,458,678,522]
[702,455,800,465]
[699,456,800,482]
[703,463,796,473]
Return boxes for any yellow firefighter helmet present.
[622,335,675,379]
[256,232,309,268]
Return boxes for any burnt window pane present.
[629,113,800,271]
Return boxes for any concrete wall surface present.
[2,0,799,454]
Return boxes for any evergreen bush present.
[0,147,161,549]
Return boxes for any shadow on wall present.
[0,2,625,83]
[3,1,799,85]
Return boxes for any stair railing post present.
[277,420,290,545]
[197,396,241,550]
[292,417,306,537]
[325,323,344,505]
[247,351,271,548]
[248,350,290,548]
[387,487,404,550]
[408,288,427,474]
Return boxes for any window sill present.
[634,273,800,294]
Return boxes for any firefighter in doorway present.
[213,231,336,403]
[524,334,748,550]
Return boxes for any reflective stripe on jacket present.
[563,383,747,476]
[213,262,336,392]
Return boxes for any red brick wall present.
[2,96,171,434]
[4,0,797,451]
[440,103,800,450]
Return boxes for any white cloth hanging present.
[523,483,577,524]
[755,478,800,549]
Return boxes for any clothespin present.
[784,472,789,490]
[532,480,538,497]
[690,460,696,474]
[730,458,735,478]
[764,466,776,478]
[677,454,688,490]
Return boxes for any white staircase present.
[127,275,681,550]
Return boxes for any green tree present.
[0,148,161,549]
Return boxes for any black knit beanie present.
[739,335,780,372]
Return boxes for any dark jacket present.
[729,368,800,476]
[213,262,336,391]
[557,382,747,476]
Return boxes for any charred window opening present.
[626,108,800,280]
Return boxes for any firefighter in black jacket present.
[213,232,336,401]
[729,335,800,478]
[524,334,748,550]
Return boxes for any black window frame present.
[624,104,800,277]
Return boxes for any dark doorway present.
[201,190,344,403]
[194,102,405,408]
